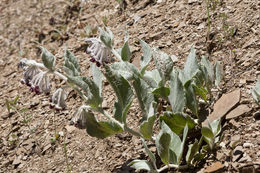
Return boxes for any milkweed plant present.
[18,27,223,172]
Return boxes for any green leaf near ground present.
[85,109,123,139]
[168,72,185,113]
[128,160,154,171]
[64,49,81,76]
[139,39,153,73]
[40,46,56,71]
[104,65,134,123]
[183,47,199,83]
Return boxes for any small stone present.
[239,166,255,173]
[204,89,240,125]
[232,146,243,162]
[205,161,225,173]
[254,112,260,120]
[12,155,22,165]
[243,142,253,148]
[230,135,241,148]
[58,131,64,137]
[65,125,76,133]
[226,104,251,120]
[42,143,52,154]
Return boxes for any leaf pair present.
[201,119,222,150]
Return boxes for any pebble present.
[243,143,253,148]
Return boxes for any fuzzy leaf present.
[68,76,102,108]
[184,81,198,118]
[160,112,195,135]
[156,127,171,165]
[40,47,56,71]
[85,110,123,139]
[140,115,156,140]
[209,119,221,136]
[169,72,185,113]
[153,48,174,84]
[201,126,214,139]
[215,61,223,86]
[104,65,134,123]
[152,87,170,98]
[110,62,140,80]
[192,84,208,102]
[252,77,260,106]
[186,139,199,164]
[183,47,199,83]
[128,160,154,171]
[64,49,81,76]
[121,31,131,61]
[99,27,113,49]
[143,69,162,88]
[139,39,153,73]
[91,64,104,96]
[201,56,214,84]
[133,78,154,119]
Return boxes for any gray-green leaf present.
[128,160,154,171]
[139,39,153,73]
[104,65,134,123]
[40,47,56,71]
[215,61,223,86]
[183,47,199,83]
[169,72,185,113]
[64,49,81,76]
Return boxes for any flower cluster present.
[70,106,87,129]
[19,59,51,95]
[85,38,112,67]
[49,88,67,110]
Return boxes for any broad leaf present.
[160,121,180,165]
[192,84,208,102]
[215,61,223,86]
[104,65,134,123]
[140,115,156,140]
[183,47,199,83]
[143,69,162,88]
[128,160,154,171]
[67,76,102,108]
[85,109,123,139]
[91,64,104,96]
[160,112,195,135]
[64,49,81,76]
[201,56,214,84]
[110,62,140,80]
[209,119,221,136]
[251,76,260,106]
[177,124,188,164]
[152,87,170,98]
[99,27,113,49]
[121,30,131,61]
[40,47,56,71]
[201,126,214,139]
[156,126,171,165]
[133,78,154,119]
[184,81,198,118]
[139,39,153,73]
[168,72,185,113]
[153,48,174,84]
[186,139,199,164]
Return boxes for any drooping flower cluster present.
[70,106,87,129]
[49,88,67,110]
[18,59,51,95]
[85,38,112,67]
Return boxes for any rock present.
[42,143,52,154]
[226,105,251,119]
[239,166,255,173]
[230,135,241,148]
[12,155,22,165]
[232,146,243,162]
[205,161,225,173]
[65,125,76,133]
[243,142,253,148]
[254,112,260,120]
[204,89,241,125]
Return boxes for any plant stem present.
[111,48,123,62]
[124,125,143,138]
[157,164,189,172]
[63,132,71,173]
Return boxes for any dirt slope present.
[0,0,259,172]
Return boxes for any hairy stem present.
[157,164,189,172]
[111,48,123,62]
